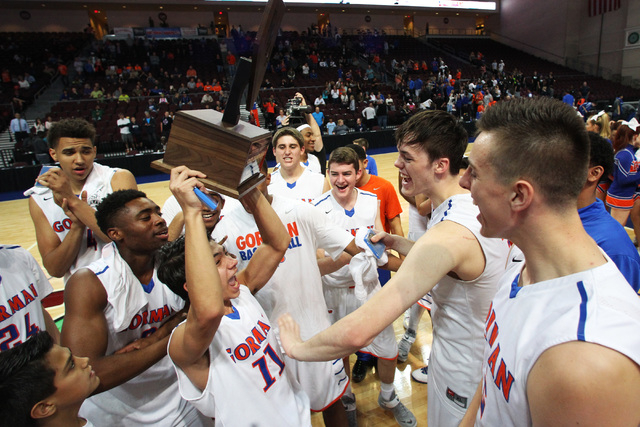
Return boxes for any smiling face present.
[394,142,436,198]
[49,137,96,183]
[329,162,361,203]
[300,128,315,152]
[110,198,169,252]
[273,135,304,170]
[201,191,224,231]
[459,132,513,238]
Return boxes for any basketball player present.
[458,97,640,426]
[61,189,211,426]
[0,331,100,427]
[28,118,137,282]
[0,244,59,350]
[212,160,360,426]
[314,147,415,426]
[278,110,510,427]
[158,166,310,426]
[268,127,330,203]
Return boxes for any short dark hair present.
[352,138,369,150]
[328,147,360,173]
[0,332,56,427]
[272,127,304,148]
[477,97,589,208]
[345,143,367,161]
[587,131,614,180]
[95,189,148,236]
[47,118,97,149]
[157,236,189,301]
[395,110,468,174]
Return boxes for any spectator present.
[129,116,143,149]
[201,92,214,105]
[275,109,288,128]
[362,102,377,129]
[312,106,324,128]
[10,113,29,145]
[354,117,367,132]
[314,95,326,106]
[178,93,193,109]
[117,113,133,151]
[91,104,104,123]
[334,118,349,135]
[143,111,158,149]
[326,118,336,135]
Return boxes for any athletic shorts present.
[283,356,349,411]
[417,292,434,311]
[427,375,467,427]
[606,193,635,209]
[323,285,398,360]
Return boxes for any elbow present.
[43,261,66,278]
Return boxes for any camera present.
[285,97,313,120]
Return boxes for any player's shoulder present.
[312,190,333,207]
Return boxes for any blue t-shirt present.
[579,199,640,293]
[312,111,324,127]
[366,154,378,176]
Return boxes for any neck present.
[41,406,87,427]
[358,171,371,187]
[510,205,606,286]
[429,174,469,208]
[279,164,304,182]
[577,185,597,210]
[334,187,358,210]
[116,245,156,284]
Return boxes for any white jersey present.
[275,155,322,175]
[268,167,325,203]
[426,194,509,427]
[313,190,398,360]
[0,245,53,351]
[161,193,242,236]
[314,189,377,288]
[31,163,118,283]
[211,195,353,409]
[78,243,211,427]
[171,285,311,426]
[477,256,640,427]
[407,203,428,242]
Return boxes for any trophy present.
[151,0,284,198]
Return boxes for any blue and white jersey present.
[268,167,325,204]
[477,255,640,426]
[0,245,52,351]
[171,285,311,426]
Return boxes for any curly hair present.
[47,118,97,149]
[95,189,148,236]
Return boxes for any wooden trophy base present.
[151,109,271,199]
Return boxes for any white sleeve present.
[300,203,354,260]
[161,195,183,233]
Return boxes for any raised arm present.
[166,166,225,369]
[29,196,85,278]
[279,220,482,360]
[296,92,324,152]
[237,188,290,293]
[61,269,178,393]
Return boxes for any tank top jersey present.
[427,194,509,413]
[276,156,322,175]
[407,203,428,242]
[78,243,209,427]
[477,256,640,426]
[171,285,311,426]
[0,245,53,351]
[313,189,378,288]
[268,167,325,203]
[212,195,354,341]
[31,163,118,283]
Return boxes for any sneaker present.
[378,391,417,427]
[411,366,428,384]
[403,309,410,330]
[352,359,369,383]
[341,394,358,427]
[397,329,416,363]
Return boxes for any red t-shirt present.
[358,174,403,233]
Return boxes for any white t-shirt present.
[268,168,325,204]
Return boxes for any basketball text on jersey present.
[235,221,302,261]
[480,301,516,417]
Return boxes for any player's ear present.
[587,165,604,184]
[183,282,188,294]
[107,227,123,242]
[31,400,56,420]
[434,157,450,174]
[510,179,534,212]
[49,148,58,162]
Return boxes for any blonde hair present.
[587,112,611,139]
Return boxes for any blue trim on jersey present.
[225,305,240,319]
[439,199,454,222]
[302,160,309,167]
[360,191,377,199]
[286,181,297,189]
[344,207,355,217]
[314,194,331,206]
[140,278,155,294]
[576,281,588,341]
[509,273,522,298]
[95,265,109,276]
[1,245,21,250]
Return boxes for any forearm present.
[389,235,415,256]
[244,190,290,252]
[317,252,351,276]
[92,335,170,393]
[42,226,84,277]
[66,198,110,242]
[167,212,185,241]
[460,382,482,426]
